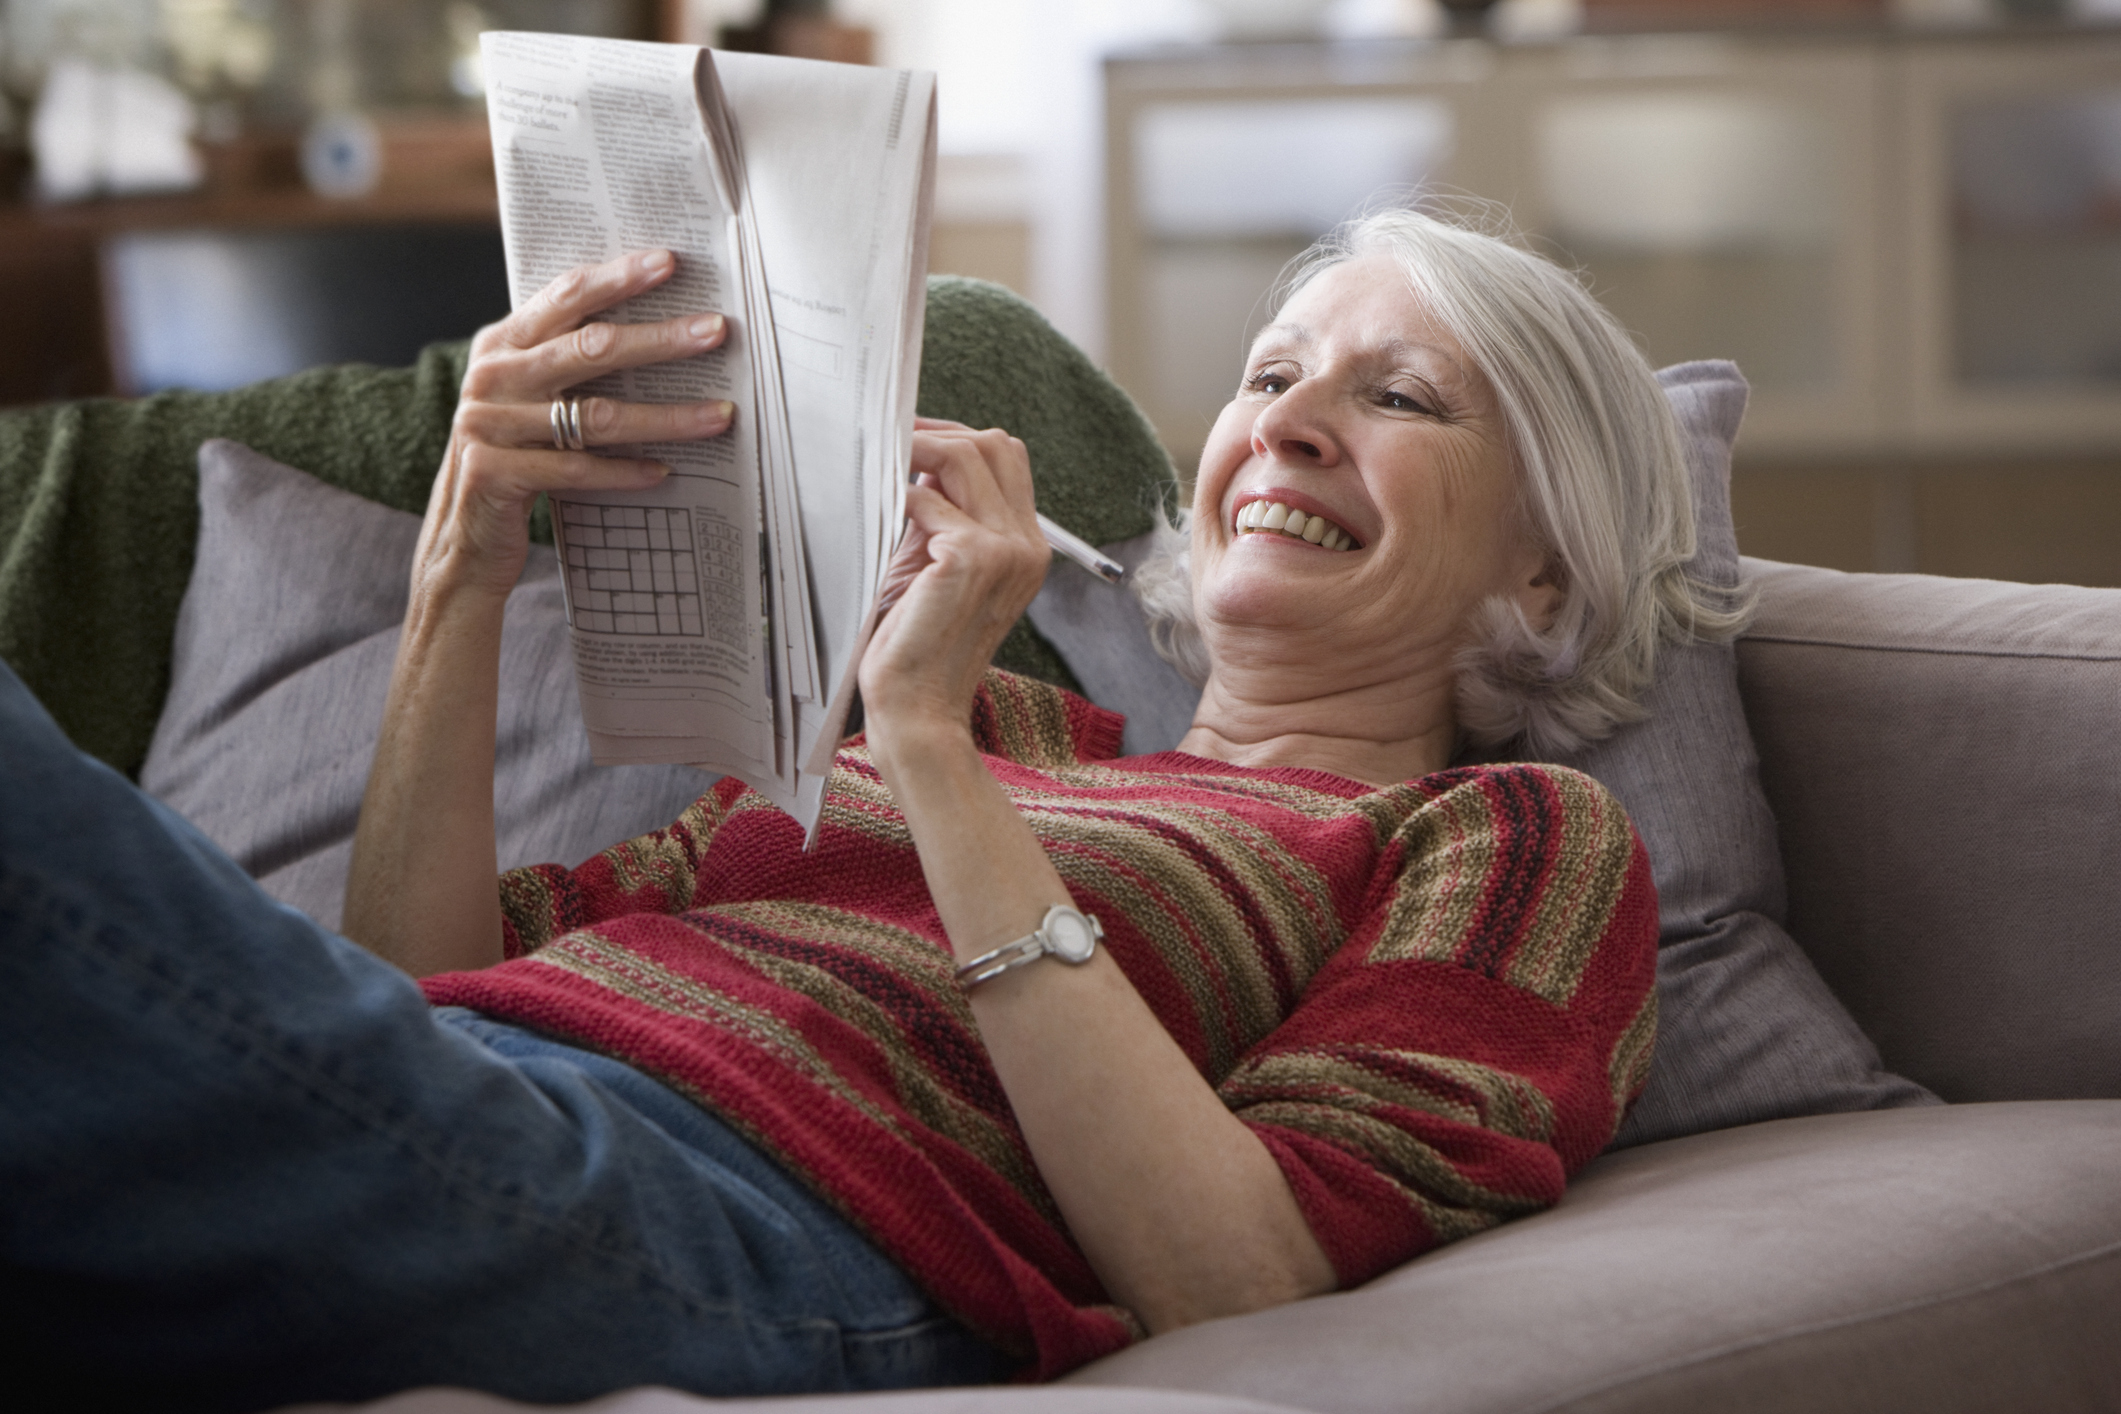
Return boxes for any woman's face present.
[1190,253,1555,686]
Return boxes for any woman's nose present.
[1250,382,1340,467]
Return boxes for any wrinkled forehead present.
[1254,255,1483,388]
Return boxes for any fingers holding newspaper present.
[858,419,1049,744]
[428,249,737,598]
[352,250,740,977]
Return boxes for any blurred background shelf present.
[1107,24,2121,468]
[0,114,506,404]
[2,1,2117,585]
[1104,19,2121,581]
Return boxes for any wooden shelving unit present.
[1105,21,2121,472]
[0,113,498,405]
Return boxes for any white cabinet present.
[1900,33,2121,451]
[1496,37,1887,455]
[1105,26,2121,471]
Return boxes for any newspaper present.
[481,32,936,838]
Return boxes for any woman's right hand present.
[421,247,736,600]
[347,249,734,978]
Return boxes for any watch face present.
[1045,908,1098,963]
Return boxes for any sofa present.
[2,279,2115,1414]
[298,554,2121,1414]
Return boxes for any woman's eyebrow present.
[1248,325,1475,388]
[1374,336,1474,387]
[1248,322,1310,356]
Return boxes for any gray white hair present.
[1130,204,1750,759]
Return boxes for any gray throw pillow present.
[141,439,716,932]
[1029,534,1200,758]
[1026,360,1938,1147]
[1565,363,1937,1145]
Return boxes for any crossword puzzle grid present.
[559,503,740,639]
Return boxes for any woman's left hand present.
[857,418,1049,749]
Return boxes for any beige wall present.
[927,221,1032,299]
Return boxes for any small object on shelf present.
[448,2,492,97]
[161,0,276,101]
[300,109,381,199]
[30,58,204,203]
[302,0,372,199]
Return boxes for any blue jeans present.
[0,660,1012,1411]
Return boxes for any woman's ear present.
[1515,554,1567,634]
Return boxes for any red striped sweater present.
[423,670,1659,1378]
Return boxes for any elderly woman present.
[0,209,1736,1407]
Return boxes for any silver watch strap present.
[953,934,1050,990]
[953,905,1100,992]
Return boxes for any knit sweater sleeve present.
[493,779,739,958]
[1215,763,1660,1288]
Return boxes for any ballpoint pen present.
[1036,513,1126,586]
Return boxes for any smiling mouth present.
[1235,500,1359,551]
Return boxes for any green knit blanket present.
[0,275,1175,777]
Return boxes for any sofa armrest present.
[1733,556,2121,1102]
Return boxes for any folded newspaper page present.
[481,32,936,836]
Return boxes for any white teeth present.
[1234,500,1358,552]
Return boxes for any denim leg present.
[0,662,1012,1412]
[431,1009,1016,1391]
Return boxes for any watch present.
[953,904,1104,992]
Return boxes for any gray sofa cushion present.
[1066,1101,2121,1414]
[1030,362,1936,1148]
[140,440,715,931]
[1737,558,2121,1103]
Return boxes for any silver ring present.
[550,396,585,451]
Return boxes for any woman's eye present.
[1245,370,1290,395]
[1382,390,1423,412]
